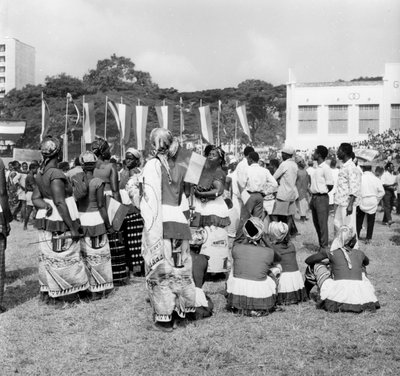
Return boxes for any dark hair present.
[385,162,393,170]
[248,151,259,162]
[330,158,337,168]
[74,157,81,167]
[363,165,372,171]
[203,144,213,157]
[12,161,20,168]
[243,146,255,157]
[316,145,328,159]
[339,143,353,157]
[270,159,279,169]
[58,161,70,172]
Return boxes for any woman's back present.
[329,248,366,281]
[93,161,112,190]
[271,242,299,272]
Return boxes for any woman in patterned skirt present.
[77,151,114,297]
[123,148,144,276]
[91,138,128,285]
[32,136,88,301]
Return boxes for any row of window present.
[0,56,4,62]
[0,45,5,52]
[0,77,4,83]
[298,104,400,134]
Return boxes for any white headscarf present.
[330,225,354,269]
[268,221,289,243]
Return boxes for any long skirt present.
[80,235,113,293]
[108,231,128,285]
[277,270,308,305]
[226,272,277,312]
[146,240,196,322]
[122,212,144,273]
[38,230,89,298]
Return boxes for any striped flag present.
[40,98,50,142]
[179,97,185,134]
[67,93,81,125]
[198,105,213,143]
[107,99,121,132]
[117,103,132,145]
[82,102,96,143]
[132,105,148,150]
[236,104,251,141]
[155,104,174,130]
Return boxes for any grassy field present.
[0,213,399,376]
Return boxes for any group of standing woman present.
[33,136,144,302]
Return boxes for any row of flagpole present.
[41,93,252,161]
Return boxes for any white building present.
[285,63,400,150]
[0,37,35,98]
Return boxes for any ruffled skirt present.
[277,270,308,305]
[320,275,380,313]
[226,272,277,312]
[193,196,230,228]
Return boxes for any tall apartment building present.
[0,37,35,98]
[285,63,400,149]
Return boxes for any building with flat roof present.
[0,37,35,98]
[285,63,400,150]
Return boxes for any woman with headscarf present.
[32,136,88,301]
[122,148,145,276]
[304,225,379,313]
[91,138,128,285]
[133,128,196,331]
[267,221,307,305]
[226,217,282,316]
[77,151,113,297]
[192,145,231,273]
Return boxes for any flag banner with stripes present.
[236,104,251,141]
[155,105,174,130]
[117,103,132,144]
[83,102,96,143]
[107,99,121,132]
[0,121,26,143]
[171,145,206,185]
[133,105,148,150]
[198,105,213,143]
[40,99,50,142]
[179,97,185,133]
[73,103,81,125]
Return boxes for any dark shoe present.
[364,239,371,245]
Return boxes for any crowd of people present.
[1,127,398,331]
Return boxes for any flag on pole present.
[73,103,81,125]
[155,104,174,130]
[179,97,185,133]
[218,100,222,112]
[82,102,96,143]
[117,103,132,145]
[198,105,213,143]
[236,104,251,141]
[107,99,121,132]
[132,105,148,150]
[40,98,50,142]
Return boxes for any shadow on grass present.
[5,267,37,284]
[389,235,400,245]
[3,279,39,310]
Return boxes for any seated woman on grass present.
[226,217,282,317]
[267,221,308,305]
[304,225,380,313]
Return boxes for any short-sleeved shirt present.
[232,242,280,281]
[36,167,68,199]
[334,159,361,207]
[310,161,334,194]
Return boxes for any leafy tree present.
[45,73,87,98]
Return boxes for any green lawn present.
[1,215,399,376]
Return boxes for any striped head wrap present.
[268,221,289,243]
[243,217,264,244]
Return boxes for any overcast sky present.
[1,0,399,91]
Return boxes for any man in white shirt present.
[309,145,334,252]
[381,162,397,226]
[236,146,254,193]
[356,164,385,243]
[243,152,277,219]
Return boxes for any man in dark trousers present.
[309,145,333,252]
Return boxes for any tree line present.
[0,54,287,153]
